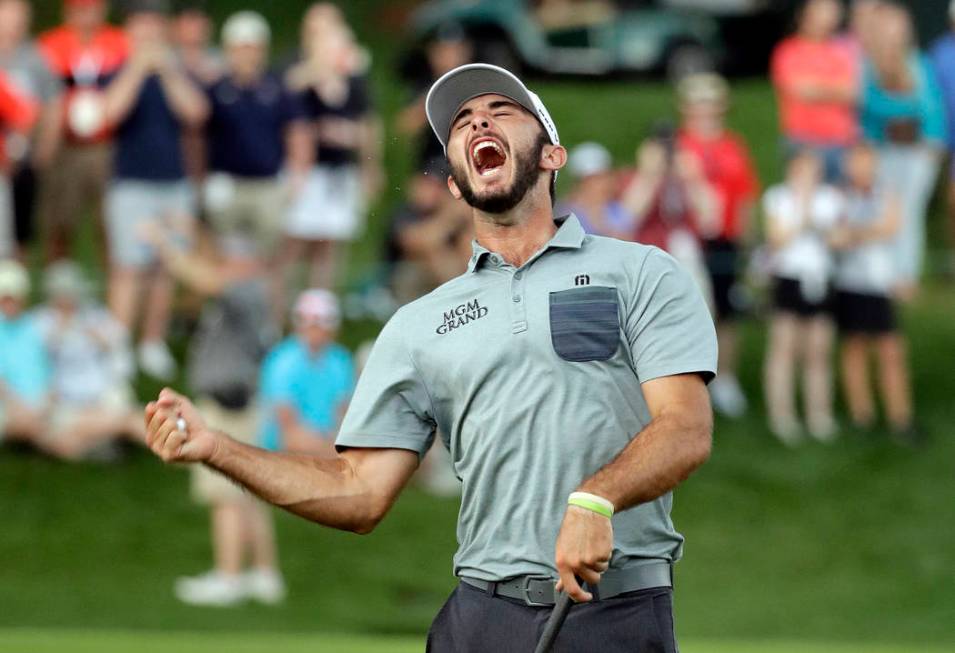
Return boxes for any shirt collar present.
[467,213,585,273]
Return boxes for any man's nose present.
[470,114,491,131]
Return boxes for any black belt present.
[460,561,672,606]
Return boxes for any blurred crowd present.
[2,0,955,604]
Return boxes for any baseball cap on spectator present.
[568,142,612,179]
[293,289,341,329]
[0,260,29,299]
[222,10,270,47]
[426,63,560,154]
[43,260,92,301]
[677,73,730,108]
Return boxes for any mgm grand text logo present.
[436,299,488,335]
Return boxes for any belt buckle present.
[519,575,555,607]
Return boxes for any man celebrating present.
[146,64,716,651]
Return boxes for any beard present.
[450,132,549,216]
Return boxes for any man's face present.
[295,319,336,352]
[127,13,168,48]
[445,94,550,216]
[0,295,23,319]
[174,10,211,48]
[0,0,30,45]
[226,42,267,78]
[65,0,106,32]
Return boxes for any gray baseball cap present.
[426,63,560,154]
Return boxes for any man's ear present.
[447,174,463,200]
[541,143,568,173]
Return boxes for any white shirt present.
[33,305,131,406]
[834,189,897,294]
[763,184,843,284]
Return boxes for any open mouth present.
[470,138,507,177]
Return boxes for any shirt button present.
[490,255,501,265]
[512,295,522,303]
[514,271,523,280]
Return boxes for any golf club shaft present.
[533,590,573,653]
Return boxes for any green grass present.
[1,630,952,653]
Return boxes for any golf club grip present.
[533,591,573,653]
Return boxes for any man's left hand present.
[554,504,613,602]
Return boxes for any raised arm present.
[145,388,419,534]
[155,55,209,127]
[554,374,711,602]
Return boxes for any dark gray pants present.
[426,582,679,652]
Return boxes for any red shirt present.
[38,25,128,144]
[0,70,39,169]
[678,129,759,241]
[771,35,858,145]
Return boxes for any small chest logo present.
[574,274,591,286]
[436,299,488,335]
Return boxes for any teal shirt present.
[258,338,354,451]
[0,312,50,408]
[337,215,717,581]
[860,53,947,147]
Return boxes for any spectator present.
[0,0,63,260]
[37,0,128,263]
[173,0,223,185]
[929,0,955,274]
[0,259,49,447]
[142,222,280,607]
[561,142,633,240]
[396,22,473,170]
[620,123,718,303]
[201,11,311,319]
[172,0,222,85]
[33,260,143,459]
[259,289,353,456]
[771,0,858,182]
[677,73,760,418]
[829,142,916,443]
[283,3,383,291]
[102,0,208,381]
[762,150,842,445]
[0,67,39,259]
[861,2,946,296]
[385,157,471,303]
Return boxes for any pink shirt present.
[771,36,858,145]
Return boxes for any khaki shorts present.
[203,174,288,256]
[38,142,112,233]
[45,385,135,444]
[190,398,259,506]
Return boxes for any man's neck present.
[471,191,557,268]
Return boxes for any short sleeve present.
[625,248,718,384]
[336,311,436,456]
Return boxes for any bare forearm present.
[105,66,148,125]
[578,411,712,511]
[207,434,376,532]
[158,67,208,126]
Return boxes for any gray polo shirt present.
[337,214,717,581]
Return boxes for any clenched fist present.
[144,388,219,464]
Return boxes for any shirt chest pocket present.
[549,286,620,362]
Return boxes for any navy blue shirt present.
[206,73,305,178]
[303,74,372,167]
[113,73,186,181]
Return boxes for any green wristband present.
[568,497,613,519]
